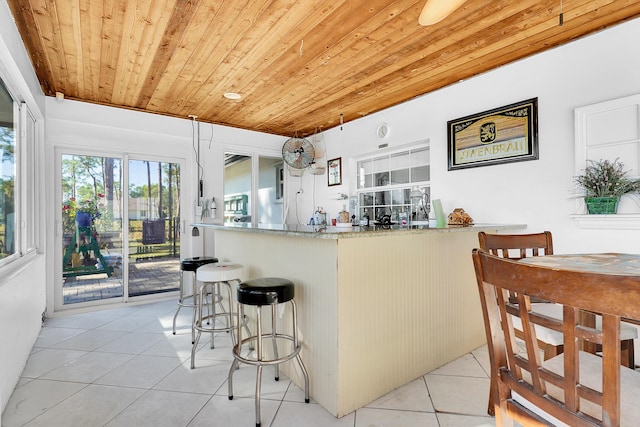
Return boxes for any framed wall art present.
[447,97,539,171]
[327,157,342,186]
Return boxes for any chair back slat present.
[516,293,546,394]
[473,249,640,426]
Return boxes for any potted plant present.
[574,158,640,214]
[62,194,105,230]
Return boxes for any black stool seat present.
[238,278,294,305]
[181,256,218,272]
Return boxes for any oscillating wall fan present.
[282,134,326,177]
[282,137,315,170]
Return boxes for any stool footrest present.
[194,312,234,333]
[232,334,301,366]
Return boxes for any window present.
[0,76,39,265]
[356,143,430,223]
[0,79,16,261]
[223,152,283,225]
[275,163,284,201]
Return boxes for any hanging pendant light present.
[419,0,468,26]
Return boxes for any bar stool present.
[172,256,218,341]
[227,277,309,427]
[191,262,244,369]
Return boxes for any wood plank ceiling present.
[7,0,640,137]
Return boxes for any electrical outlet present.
[195,205,203,216]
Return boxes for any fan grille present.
[282,137,315,169]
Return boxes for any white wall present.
[5,0,640,412]
[0,0,46,413]
[294,17,640,255]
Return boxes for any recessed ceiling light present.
[224,92,241,100]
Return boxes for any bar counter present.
[195,222,525,417]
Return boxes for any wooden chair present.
[478,231,560,358]
[478,231,636,417]
[472,248,640,426]
[479,231,635,362]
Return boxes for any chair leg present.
[487,384,495,416]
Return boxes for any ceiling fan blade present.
[418,0,468,26]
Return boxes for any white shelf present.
[571,214,640,229]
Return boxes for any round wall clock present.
[376,123,390,139]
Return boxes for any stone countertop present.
[191,222,526,239]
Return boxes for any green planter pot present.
[585,197,619,214]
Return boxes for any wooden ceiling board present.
[196,0,353,122]
[6,0,640,136]
[248,1,540,130]
[135,0,200,109]
[232,0,559,131]
[225,0,424,131]
[175,0,319,118]
[8,1,55,93]
[147,0,255,115]
[30,0,69,93]
[292,0,638,132]
[96,0,125,103]
[79,0,102,100]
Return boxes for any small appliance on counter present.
[313,206,327,226]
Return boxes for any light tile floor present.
[2,299,496,427]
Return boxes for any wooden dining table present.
[520,253,640,356]
[519,253,640,276]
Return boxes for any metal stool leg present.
[228,303,243,399]
[255,305,263,426]
[191,282,208,369]
[209,282,218,349]
[291,299,310,402]
[255,364,263,427]
[209,281,234,349]
[172,270,185,335]
[271,304,279,381]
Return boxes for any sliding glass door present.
[57,151,183,309]
[127,159,181,298]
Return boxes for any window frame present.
[355,141,431,223]
[0,71,41,270]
